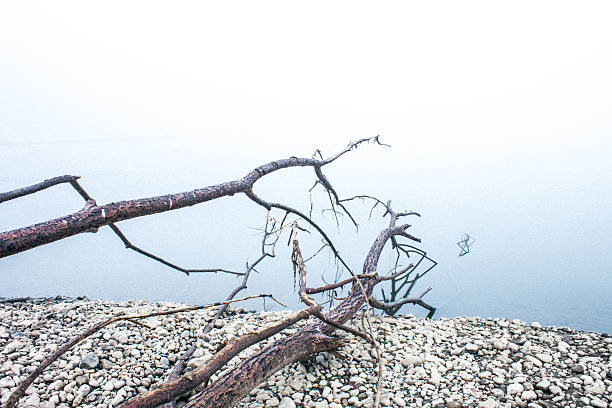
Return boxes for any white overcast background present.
[1,2,611,331]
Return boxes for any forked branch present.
[0,176,244,276]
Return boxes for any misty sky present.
[1,2,611,332]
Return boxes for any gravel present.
[0,297,610,408]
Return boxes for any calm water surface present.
[1,140,611,334]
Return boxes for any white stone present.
[266,396,280,407]
[349,376,365,385]
[460,372,474,381]
[187,356,210,368]
[0,377,16,388]
[22,393,40,407]
[360,397,374,408]
[111,395,125,406]
[585,380,605,395]
[429,366,442,386]
[148,319,162,328]
[49,380,64,391]
[525,355,542,367]
[77,384,91,396]
[400,355,422,367]
[521,390,537,401]
[288,380,302,391]
[114,332,129,344]
[535,353,552,363]
[392,395,407,407]
[507,383,524,395]
[582,375,595,385]
[72,394,84,406]
[478,399,499,408]
[278,397,296,408]
[591,397,608,408]
[557,341,570,353]
[4,340,24,354]
[465,343,479,353]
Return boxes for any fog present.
[1,2,611,332]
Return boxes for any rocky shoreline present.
[0,297,610,408]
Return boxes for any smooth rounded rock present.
[507,383,524,395]
[571,364,585,374]
[521,390,537,401]
[278,397,296,408]
[478,399,499,408]
[393,395,407,407]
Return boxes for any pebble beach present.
[1,297,610,408]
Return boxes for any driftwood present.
[0,138,437,408]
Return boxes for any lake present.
[1,139,610,334]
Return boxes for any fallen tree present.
[0,138,437,408]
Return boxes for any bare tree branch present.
[305,273,377,294]
[0,175,80,203]
[319,136,390,165]
[107,224,244,276]
[0,175,246,276]
[369,287,436,318]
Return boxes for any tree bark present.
[0,155,347,257]
[186,329,343,407]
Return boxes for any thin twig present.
[306,273,377,294]
[246,191,353,274]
